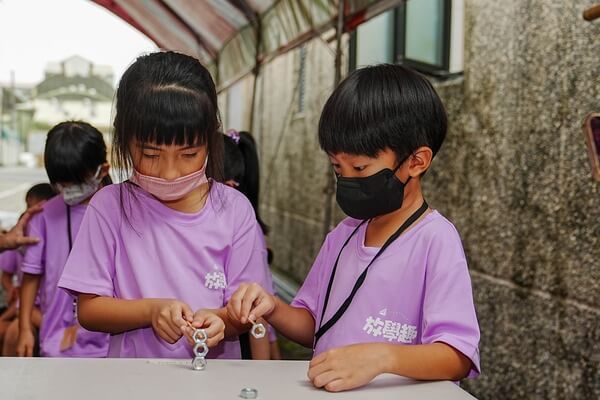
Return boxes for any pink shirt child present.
[59,182,272,359]
[292,210,481,378]
[21,195,109,357]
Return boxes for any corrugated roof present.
[93,0,405,87]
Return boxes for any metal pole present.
[249,17,262,133]
[0,79,4,165]
[322,0,346,238]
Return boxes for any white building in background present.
[27,55,115,158]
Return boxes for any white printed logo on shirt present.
[204,271,227,290]
[362,316,417,343]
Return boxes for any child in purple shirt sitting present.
[228,64,481,391]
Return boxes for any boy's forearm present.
[266,297,315,348]
[380,342,472,381]
[78,294,155,334]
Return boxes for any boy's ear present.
[407,147,433,177]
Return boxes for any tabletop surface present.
[0,358,477,399]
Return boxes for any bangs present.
[120,85,218,147]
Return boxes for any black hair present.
[319,64,447,164]
[223,131,269,235]
[25,183,57,202]
[223,134,245,185]
[44,121,111,185]
[112,51,223,182]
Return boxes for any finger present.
[309,351,328,368]
[247,297,273,323]
[181,303,194,323]
[206,330,225,348]
[169,304,188,334]
[182,326,196,346]
[308,358,332,381]
[227,284,248,322]
[311,370,340,389]
[202,316,224,339]
[240,285,262,324]
[157,321,181,343]
[16,236,40,246]
[324,379,346,392]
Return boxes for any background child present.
[227,64,480,391]
[223,130,281,360]
[17,121,111,357]
[1,183,56,356]
[58,51,273,360]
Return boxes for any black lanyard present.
[66,204,77,323]
[314,201,429,347]
[66,204,73,252]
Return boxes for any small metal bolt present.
[240,388,258,399]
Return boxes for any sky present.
[0,0,158,86]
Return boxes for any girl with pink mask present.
[59,51,273,359]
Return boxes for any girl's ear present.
[407,147,433,177]
[99,162,110,180]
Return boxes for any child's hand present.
[182,309,225,348]
[307,343,385,392]
[226,282,275,325]
[150,299,194,344]
[16,328,35,357]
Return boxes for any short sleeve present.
[290,236,331,322]
[223,197,272,303]
[0,250,19,274]
[58,204,116,297]
[420,225,481,378]
[21,213,46,275]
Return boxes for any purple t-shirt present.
[59,182,272,359]
[292,210,481,378]
[21,195,109,357]
[0,249,21,276]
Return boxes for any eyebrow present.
[140,144,202,151]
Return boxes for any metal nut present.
[240,388,258,399]
[193,342,209,358]
[191,357,207,371]
[251,323,266,339]
[193,329,208,343]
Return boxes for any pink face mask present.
[130,157,209,201]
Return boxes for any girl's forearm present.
[18,273,41,332]
[77,294,157,334]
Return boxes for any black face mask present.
[335,167,411,220]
